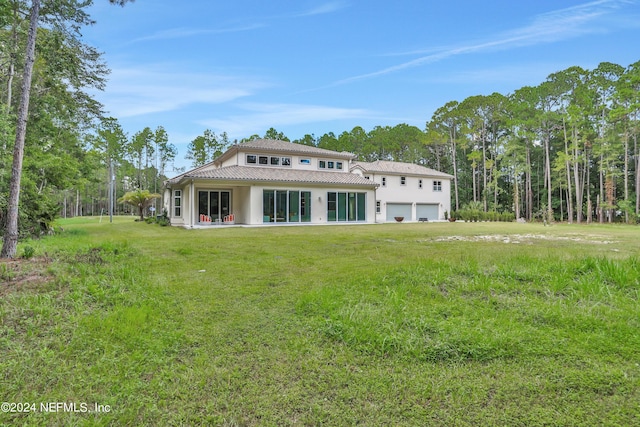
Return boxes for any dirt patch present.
[0,256,55,296]
[432,234,618,245]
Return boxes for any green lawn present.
[1,218,639,426]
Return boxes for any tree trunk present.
[563,119,573,223]
[544,133,553,223]
[573,126,582,223]
[450,130,459,211]
[598,155,604,223]
[526,145,532,221]
[1,0,41,259]
[623,131,628,223]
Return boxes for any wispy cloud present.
[332,0,635,86]
[199,102,374,139]
[99,65,269,117]
[294,1,349,17]
[130,23,264,43]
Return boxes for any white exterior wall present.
[249,185,375,225]
[369,173,451,221]
[169,181,376,226]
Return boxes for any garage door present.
[386,203,412,222]
[416,204,439,221]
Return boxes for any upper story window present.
[400,176,406,186]
[319,160,326,169]
[419,179,423,189]
[433,180,442,192]
[382,177,386,187]
[245,154,291,167]
[328,161,335,169]
[364,176,370,180]
[300,159,311,165]
[336,162,343,170]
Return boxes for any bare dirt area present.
[432,234,618,245]
[0,257,55,296]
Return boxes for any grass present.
[1,218,639,425]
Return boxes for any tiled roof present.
[167,165,378,187]
[352,160,453,178]
[215,139,356,163]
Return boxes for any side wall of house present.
[368,173,451,221]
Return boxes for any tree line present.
[2,1,639,256]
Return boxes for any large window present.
[263,190,311,223]
[327,192,366,222]
[173,190,181,217]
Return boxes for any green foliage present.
[21,245,35,259]
[117,189,161,221]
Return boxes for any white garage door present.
[386,203,412,221]
[416,204,439,221]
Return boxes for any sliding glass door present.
[327,192,366,222]
[198,190,230,222]
[263,190,311,223]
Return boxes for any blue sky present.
[82,0,640,171]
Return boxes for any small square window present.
[319,160,326,169]
[328,161,335,169]
[246,155,257,164]
[282,157,291,166]
[433,180,442,192]
[270,156,280,165]
[259,156,268,165]
[336,162,343,170]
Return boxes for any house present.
[163,139,451,227]
[351,160,452,222]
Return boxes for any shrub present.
[21,245,35,259]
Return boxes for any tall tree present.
[1,0,39,258]
[1,0,133,258]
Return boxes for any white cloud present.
[130,24,264,43]
[199,102,375,139]
[295,1,348,17]
[98,65,269,117]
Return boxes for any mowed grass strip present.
[1,218,639,425]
